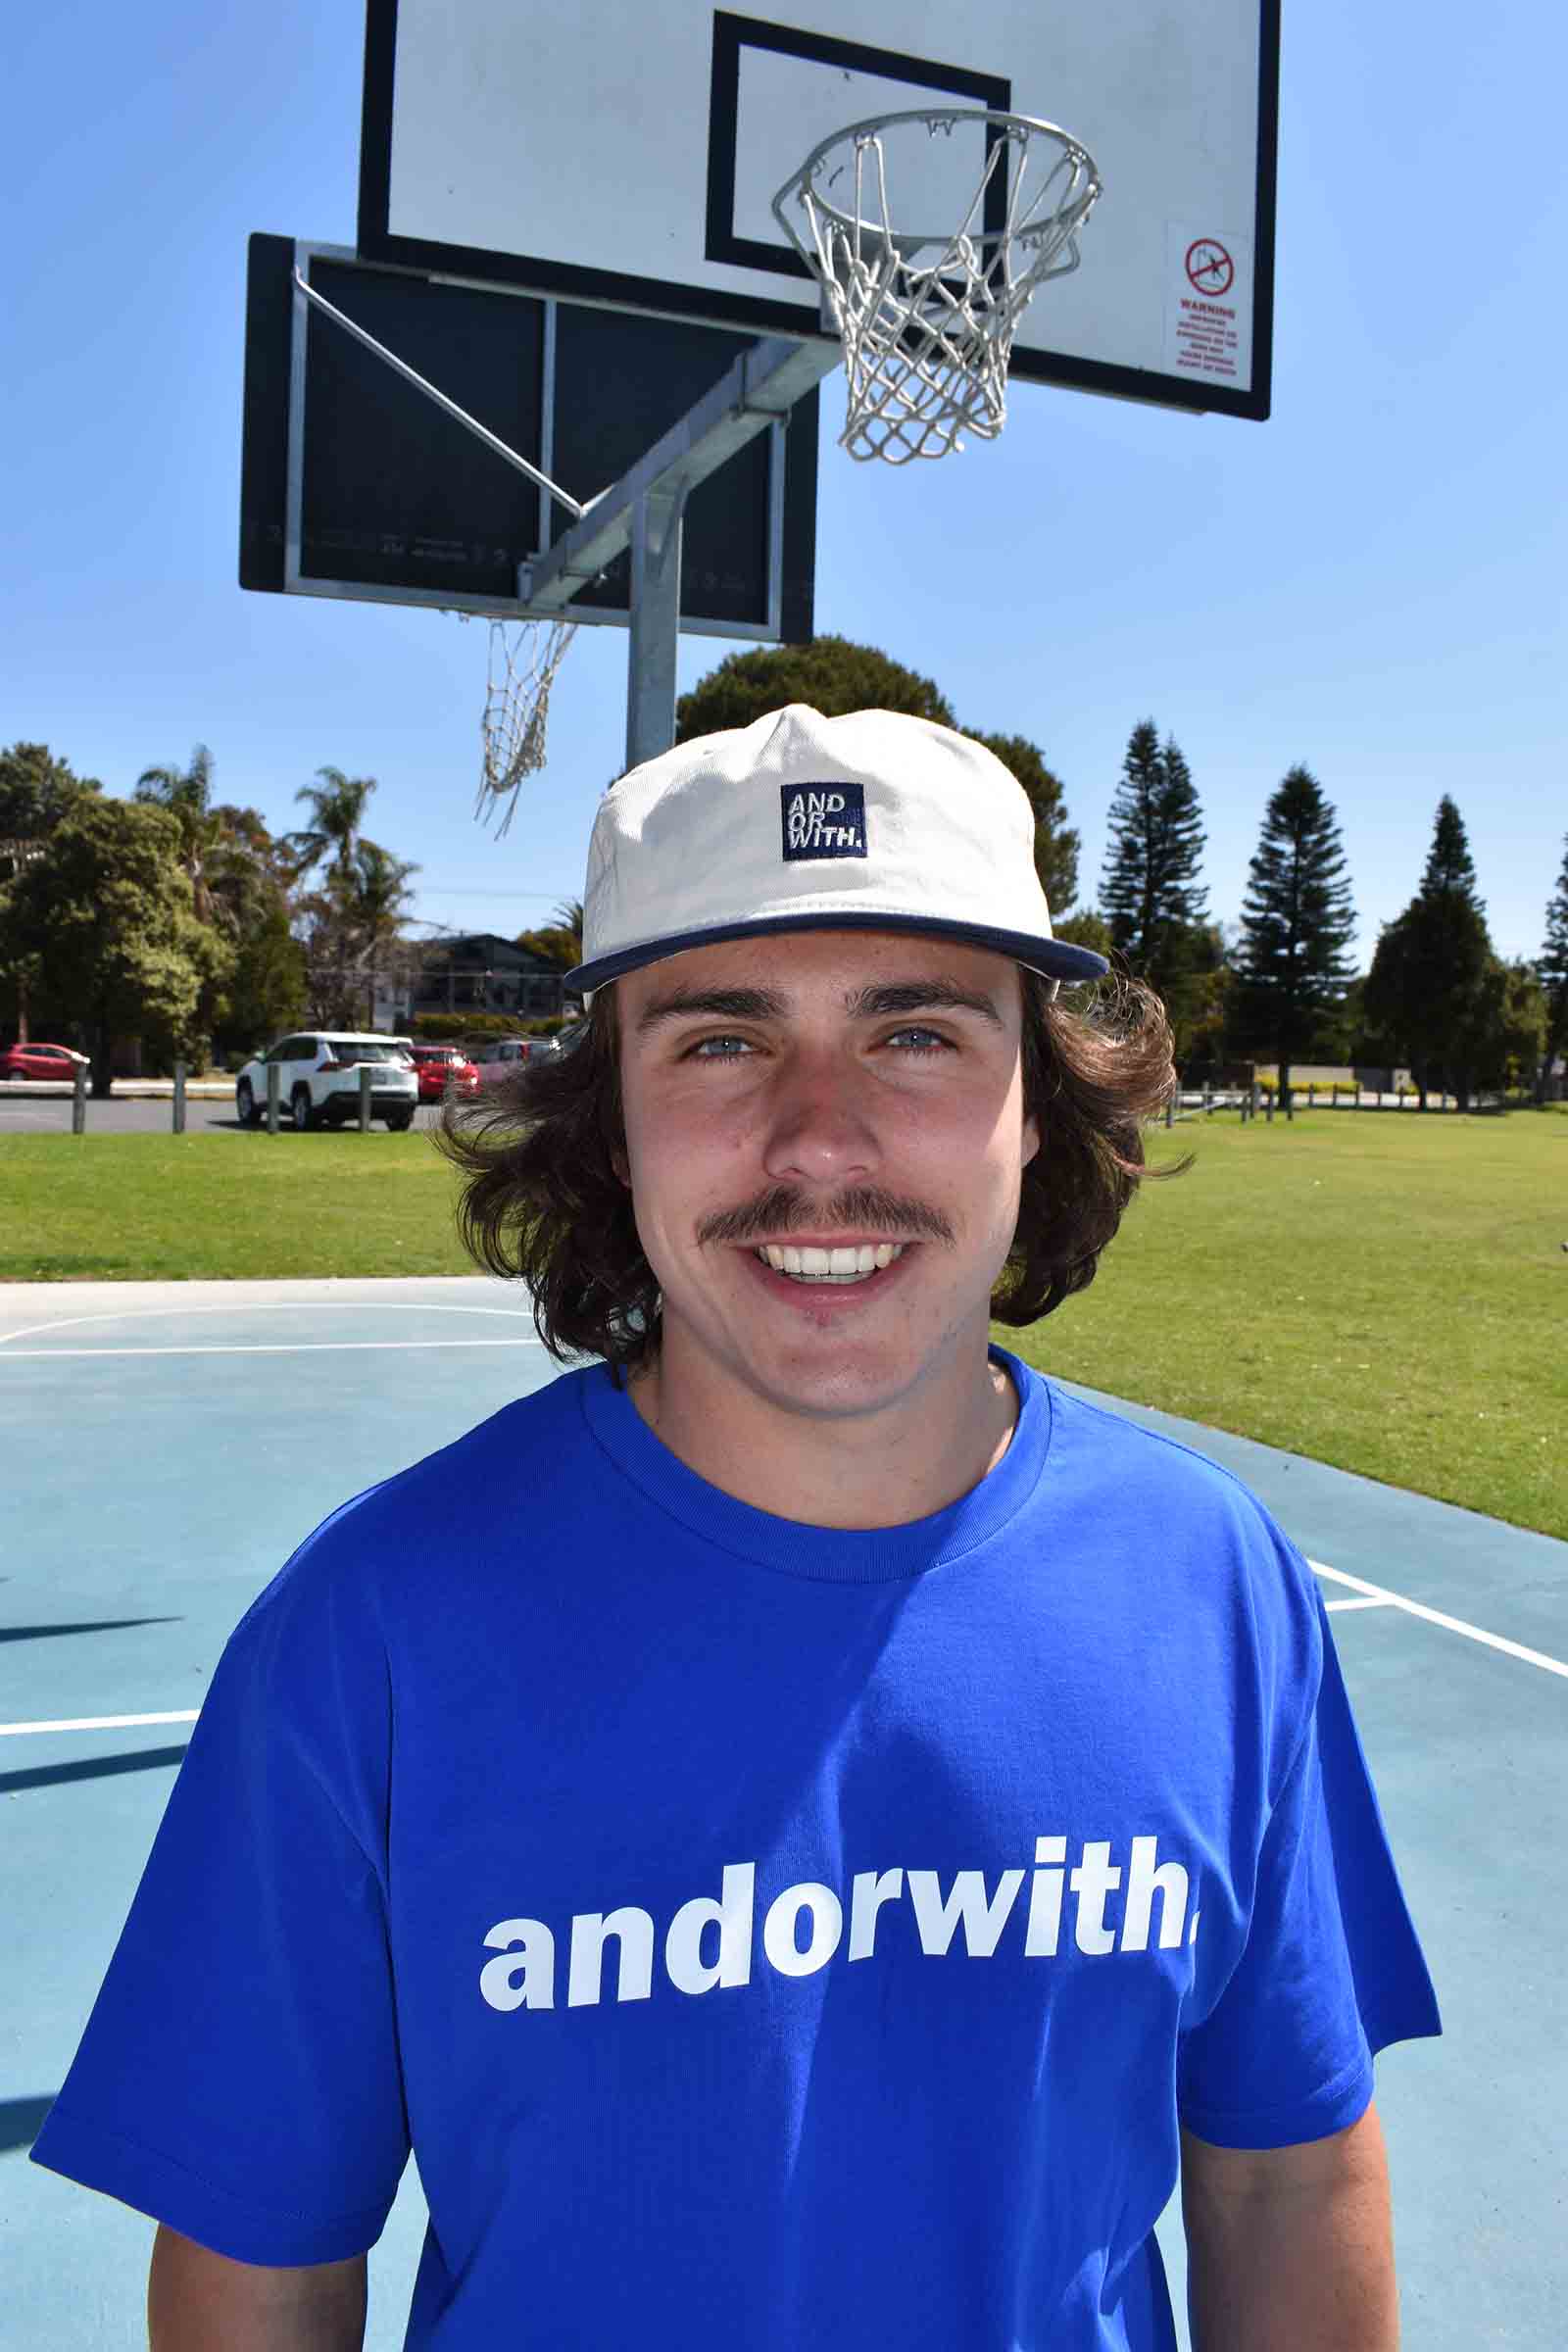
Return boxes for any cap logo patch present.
[781,781,867,862]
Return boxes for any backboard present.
[359,0,1279,419]
[238,234,819,637]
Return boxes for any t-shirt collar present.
[577,1345,1052,1584]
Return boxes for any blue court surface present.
[4,1275,1563,2348]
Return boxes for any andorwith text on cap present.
[781,779,867,861]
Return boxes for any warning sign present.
[1164,223,1251,391]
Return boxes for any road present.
[0,1091,448,1137]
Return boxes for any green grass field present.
[2,1110,1565,1539]
[1007,1106,1568,1544]
[0,1130,475,1284]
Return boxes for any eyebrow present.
[633,978,1006,1034]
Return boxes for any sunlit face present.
[614,929,1040,1427]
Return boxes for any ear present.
[1021,1110,1041,1170]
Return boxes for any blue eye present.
[690,1035,753,1059]
[887,1027,951,1054]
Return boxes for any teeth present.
[756,1242,906,1283]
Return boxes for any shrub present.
[407,1010,570,1044]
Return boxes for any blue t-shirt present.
[34,1351,1439,2348]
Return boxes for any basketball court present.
[5,1275,1565,2346]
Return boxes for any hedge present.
[405,1010,570,1043]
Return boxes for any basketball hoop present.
[468,614,580,837]
[772,109,1102,464]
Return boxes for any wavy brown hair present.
[436,967,1181,1374]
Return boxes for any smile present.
[754,1243,906,1284]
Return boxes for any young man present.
[35,706,1439,2348]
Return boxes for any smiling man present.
[33,706,1439,2350]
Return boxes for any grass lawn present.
[1005,1104,1568,1544]
[2,1108,1565,1539]
[0,1130,475,1284]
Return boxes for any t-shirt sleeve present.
[29,1538,411,2265]
[1176,1585,1441,2151]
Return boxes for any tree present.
[676,639,1081,911]
[1100,720,1209,1054]
[296,839,420,1029]
[1421,795,1484,906]
[283,766,378,886]
[0,745,104,1042]
[515,898,585,969]
[1363,798,1494,1109]
[965,733,1079,914]
[675,637,955,739]
[1053,907,1112,959]
[1536,833,1568,1104]
[1,799,229,1093]
[225,894,308,1052]
[0,742,103,865]
[1227,766,1357,1109]
[135,749,278,1062]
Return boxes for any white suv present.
[235,1034,419,1131]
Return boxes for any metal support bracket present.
[625,483,691,773]
[291,265,591,522]
[518,334,840,618]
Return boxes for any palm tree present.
[284,766,377,887]
[135,746,236,925]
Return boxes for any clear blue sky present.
[6,1,1564,970]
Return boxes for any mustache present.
[696,1185,955,1249]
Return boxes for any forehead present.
[616,928,1024,1021]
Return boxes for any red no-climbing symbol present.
[1185,238,1234,297]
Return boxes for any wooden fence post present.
[172,1061,187,1135]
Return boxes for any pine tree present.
[1229,766,1357,1109]
[1363,798,1493,1109]
[1421,795,1484,908]
[1100,720,1208,1051]
[1537,832,1568,1103]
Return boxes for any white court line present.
[0,1339,545,1358]
[1323,1596,1393,1613]
[1309,1558,1568,1680]
[0,1299,537,1347]
[1,1710,198,1739]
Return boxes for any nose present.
[760,1045,880,1188]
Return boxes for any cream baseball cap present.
[567,703,1108,998]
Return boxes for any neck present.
[627,1333,1019,1530]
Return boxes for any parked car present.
[1,1041,89,1082]
[470,1036,564,1085]
[234,1033,418,1131]
[408,1043,480,1102]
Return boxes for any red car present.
[408,1044,481,1102]
[1,1041,89,1082]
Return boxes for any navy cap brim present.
[566,911,1110,997]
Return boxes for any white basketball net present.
[773,110,1102,465]
[471,615,579,836]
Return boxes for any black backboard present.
[239,235,818,640]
